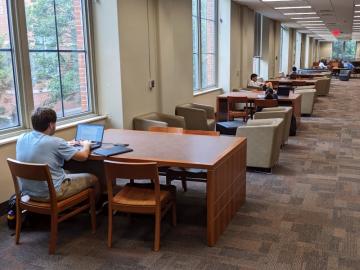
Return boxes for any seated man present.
[318,60,327,69]
[344,60,354,70]
[16,107,100,202]
[248,73,273,89]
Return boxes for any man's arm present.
[72,141,91,161]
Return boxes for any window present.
[0,0,20,130]
[253,13,262,75]
[279,26,289,74]
[332,40,356,60]
[192,0,218,92]
[295,32,301,68]
[0,0,94,135]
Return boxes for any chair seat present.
[113,185,172,206]
[168,167,206,174]
[22,189,91,213]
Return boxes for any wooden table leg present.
[206,142,247,246]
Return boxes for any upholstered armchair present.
[315,78,331,96]
[175,103,215,131]
[294,88,316,115]
[236,118,284,171]
[133,112,185,131]
[254,106,292,145]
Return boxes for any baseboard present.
[0,200,8,216]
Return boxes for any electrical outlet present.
[149,80,155,90]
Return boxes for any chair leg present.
[166,175,171,186]
[181,178,187,192]
[49,214,58,255]
[107,205,113,248]
[89,189,96,233]
[154,208,161,251]
[171,202,177,226]
[15,205,21,244]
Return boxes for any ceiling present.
[234,0,360,41]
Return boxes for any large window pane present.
[56,0,85,50]
[201,53,216,88]
[25,0,90,118]
[333,40,356,61]
[29,52,62,115]
[192,0,217,91]
[201,19,216,54]
[60,52,89,116]
[25,0,57,50]
[0,0,20,130]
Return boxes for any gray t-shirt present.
[16,131,78,198]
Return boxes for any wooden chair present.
[104,161,176,251]
[254,99,278,112]
[7,158,96,255]
[148,126,184,133]
[165,130,220,192]
[227,96,250,122]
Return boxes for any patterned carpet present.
[1,79,360,269]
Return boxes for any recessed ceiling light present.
[302,24,325,26]
[284,12,316,15]
[355,11,360,13]
[297,21,323,23]
[275,6,312,10]
[291,17,320,19]
[262,0,298,2]
[355,16,360,17]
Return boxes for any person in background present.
[289,66,298,79]
[248,73,273,89]
[319,60,327,69]
[344,60,354,70]
[16,107,100,202]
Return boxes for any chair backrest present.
[183,129,220,136]
[104,161,161,205]
[227,96,249,111]
[148,126,184,133]
[7,158,57,205]
[254,99,278,109]
[149,126,219,136]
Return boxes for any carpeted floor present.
[1,79,360,270]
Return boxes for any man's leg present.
[57,173,100,202]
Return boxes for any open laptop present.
[277,86,293,96]
[75,124,105,150]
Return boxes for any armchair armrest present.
[191,103,215,119]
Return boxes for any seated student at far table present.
[248,73,273,89]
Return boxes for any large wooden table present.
[267,78,318,87]
[295,73,330,78]
[66,129,247,246]
[217,90,302,126]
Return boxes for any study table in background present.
[65,129,247,247]
[267,78,318,88]
[216,90,302,126]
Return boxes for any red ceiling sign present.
[331,29,341,37]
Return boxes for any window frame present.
[0,0,97,138]
[192,0,219,93]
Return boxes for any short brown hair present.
[31,107,57,132]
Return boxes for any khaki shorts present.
[32,173,98,202]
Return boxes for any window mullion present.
[198,0,202,90]
[11,0,34,130]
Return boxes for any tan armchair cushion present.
[254,106,292,145]
[315,78,331,96]
[133,112,185,131]
[295,89,316,115]
[236,118,284,169]
[175,103,215,131]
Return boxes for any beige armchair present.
[175,103,215,131]
[254,106,292,145]
[315,78,331,96]
[133,112,185,131]
[236,118,284,171]
[294,88,316,115]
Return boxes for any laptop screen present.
[75,124,104,143]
